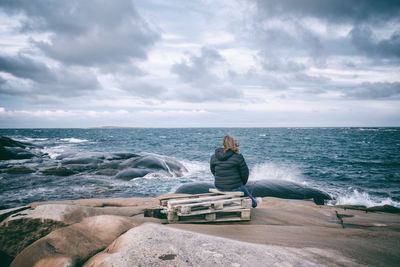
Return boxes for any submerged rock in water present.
[6,166,35,174]
[0,136,36,160]
[41,167,75,176]
[175,180,332,205]
[0,136,187,182]
[115,168,152,180]
[95,169,119,176]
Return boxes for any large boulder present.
[0,136,36,160]
[0,198,158,261]
[11,215,136,267]
[175,180,331,205]
[83,222,358,267]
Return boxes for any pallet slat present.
[159,193,219,206]
[167,195,235,208]
[177,206,248,216]
[154,192,252,223]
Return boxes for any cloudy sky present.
[0,0,399,127]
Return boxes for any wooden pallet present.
[157,192,251,223]
[168,208,251,223]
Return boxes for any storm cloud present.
[345,82,400,99]
[0,0,399,127]
[0,54,101,97]
[1,0,160,66]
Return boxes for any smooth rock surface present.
[1,196,399,266]
[11,215,136,267]
[84,222,359,267]
[0,198,158,260]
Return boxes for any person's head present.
[223,135,240,153]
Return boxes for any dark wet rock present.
[115,168,152,180]
[0,147,35,160]
[61,157,102,165]
[61,163,96,173]
[95,169,119,176]
[107,152,139,160]
[130,155,168,170]
[0,136,29,149]
[336,204,400,214]
[114,154,186,179]
[0,136,37,160]
[41,167,75,176]
[6,166,35,174]
[97,161,121,170]
[175,180,331,205]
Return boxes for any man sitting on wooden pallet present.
[210,135,262,208]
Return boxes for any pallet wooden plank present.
[209,188,244,197]
[167,195,235,208]
[177,206,249,216]
[169,210,251,223]
[159,193,219,206]
[175,197,245,209]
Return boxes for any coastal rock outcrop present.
[0,136,36,160]
[83,222,357,267]
[11,215,136,267]
[0,198,158,262]
[0,136,188,187]
[175,180,332,205]
[0,196,399,266]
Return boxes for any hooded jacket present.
[210,148,249,190]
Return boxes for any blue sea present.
[0,128,399,209]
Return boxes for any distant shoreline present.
[88,126,136,129]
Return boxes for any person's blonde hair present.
[223,135,240,153]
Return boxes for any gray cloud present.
[350,26,400,58]
[170,47,244,102]
[0,54,54,83]
[254,0,400,24]
[345,82,400,99]
[0,54,100,98]
[293,73,331,84]
[244,0,400,74]
[1,0,160,67]
[259,54,306,73]
[171,47,223,86]
[120,81,166,98]
[175,85,243,103]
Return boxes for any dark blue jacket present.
[210,148,249,190]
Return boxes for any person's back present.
[210,147,249,190]
[210,135,260,208]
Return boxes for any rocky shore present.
[1,196,399,266]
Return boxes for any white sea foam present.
[41,145,67,159]
[60,138,88,143]
[179,159,211,181]
[249,162,306,184]
[14,137,49,142]
[330,189,400,208]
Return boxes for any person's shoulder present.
[233,152,244,159]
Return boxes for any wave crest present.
[249,162,305,184]
[330,189,400,208]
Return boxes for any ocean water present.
[0,128,399,209]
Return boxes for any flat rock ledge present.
[1,196,399,267]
